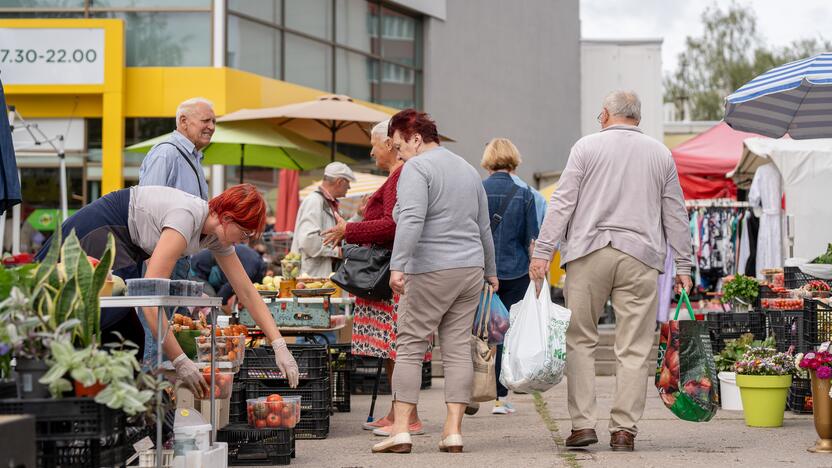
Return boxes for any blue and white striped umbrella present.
[724,52,832,139]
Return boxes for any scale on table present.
[238,294,351,328]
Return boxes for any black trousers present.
[495,274,530,398]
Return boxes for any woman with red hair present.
[36,184,299,397]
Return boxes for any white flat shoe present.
[372,432,412,454]
[438,434,464,453]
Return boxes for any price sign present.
[0,28,105,85]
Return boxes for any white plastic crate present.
[137,443,226,468]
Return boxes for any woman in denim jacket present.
[480,138,539,415]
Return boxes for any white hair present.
[371,119,390,140]
[602,90,641,122]
[176,97,214,122]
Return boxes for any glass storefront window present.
[380,6,419,67]
[93,12,211,66]
[228,0,281,25]
[379,61,416,109]
[90,0,209,7]
[336,49,375,102]
[284,0,332,40]
[284,32,332,91]
[336,0,376,54]
[227,15,280,79]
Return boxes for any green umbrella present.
[126,120,352,183]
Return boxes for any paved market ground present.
[280,376,825,468]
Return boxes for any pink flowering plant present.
[797,351,832,379]
[733,347,795,376]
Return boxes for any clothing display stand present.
[685,199,751,208]
[100,295,222,467]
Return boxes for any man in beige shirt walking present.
[530,90,693,452]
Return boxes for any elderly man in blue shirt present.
[139,97,214,200]
[137,97,215,362]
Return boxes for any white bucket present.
[718,371,743,411]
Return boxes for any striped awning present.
[724,52,832,139]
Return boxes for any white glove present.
[173,354,209,399]
[271,338,299,388]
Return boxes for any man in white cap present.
[291,162,356,277]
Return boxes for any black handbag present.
[330,244,393,301]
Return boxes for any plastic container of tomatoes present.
[246,395,301,429]
[198,369,235,400]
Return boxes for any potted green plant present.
[735,346,795,427]
[39,336,165,417]
[0,229,115,398]
[721,275,760,313]
[714,333,775,411]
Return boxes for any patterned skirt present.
[351,295,432,361]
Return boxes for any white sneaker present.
[492,400,516,415]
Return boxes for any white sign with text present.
[0,28,105,85]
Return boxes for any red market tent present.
[671,122,763,200]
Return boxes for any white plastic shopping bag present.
[499,281,571,393]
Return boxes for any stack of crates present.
[762,297,832,414]
[240,344,331,439]
[0,398,127,467]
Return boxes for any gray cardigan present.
[391,146,497,277]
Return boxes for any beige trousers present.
[564,246,658,435]
[392,267,483,405]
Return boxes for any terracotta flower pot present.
[810,370,832,453]
[74,380,106,398]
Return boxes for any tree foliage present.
[665,1,831,121]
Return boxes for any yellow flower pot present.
[736,374,792,427]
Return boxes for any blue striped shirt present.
[139,130,209,200]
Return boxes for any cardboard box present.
[175,387,230,429]
[336,315,353,343]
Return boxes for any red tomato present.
[282,415,295,428]
[267,401,284,414]
[266,394,283,403]
[267,413,282,428]
[255,418,267,429]
[280,405,292,420]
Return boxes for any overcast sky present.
[580,0,832,75]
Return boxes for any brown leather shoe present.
[610,430,635,451]
[565,428,598,447]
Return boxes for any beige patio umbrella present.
[218,95,392,161]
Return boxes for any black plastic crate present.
[294,408,330,440]
[37,439,128,468]
[217,423,294,466]
[766,309,810,353]
[788,377,813,414]
[705,311,767,354]
[0,379,16,398]
[784,266,826,289]
[229,381,247,424]
[350,356,391,395]
[0,398,126,442]
[241,344,328,381]
[766,299,832,353]
[331,369,350,412]
[245,377,331,414]
[329,343,356,372]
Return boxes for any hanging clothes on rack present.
[685,200,752,291]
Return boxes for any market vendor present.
[35,184,300,397]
